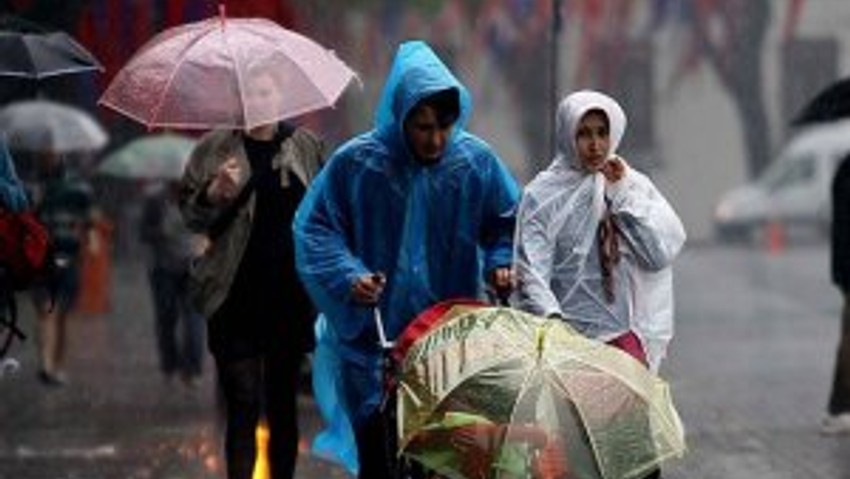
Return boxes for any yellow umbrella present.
[396,306,686,479]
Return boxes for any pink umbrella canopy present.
[98,11,359,130]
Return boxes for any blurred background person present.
[28,151,94,386]
[139,179,206,388]
[824,152,850,434]
[0,139,29,359]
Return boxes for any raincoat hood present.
[373,40,472,158]
[556,90,627,168]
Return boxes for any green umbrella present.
[97,134,195,180]
[397,306,687,479]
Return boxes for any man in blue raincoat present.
[294,40,520,479]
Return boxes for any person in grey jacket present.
[179,69,325,479]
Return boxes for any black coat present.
[832,153,850,291]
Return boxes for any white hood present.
[556,89,627,167]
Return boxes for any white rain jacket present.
[512,90,686,371]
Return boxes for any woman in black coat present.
[824,153,850,434]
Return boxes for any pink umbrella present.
[98,7,359,130]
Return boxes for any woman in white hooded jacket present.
[512,90,686,373]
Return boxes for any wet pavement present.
[0,259,347,479]
[1,244,849,478]
[663,243,850,479]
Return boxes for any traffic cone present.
[764,219,786,254]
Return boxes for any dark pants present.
[644,468,662,478]
[354,402,398,479]
[337,356,394,479]
[353,402,430,479]
[149,268,203,377]
[339,355,429,479]
[828,293,850,414]
[216,349,303,479]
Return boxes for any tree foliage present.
[686,0,772,178]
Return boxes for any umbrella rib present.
[221,23,250,129]
[148,19,218,128]
[398,354,516,453]
[17,36,39,78]
[545,353,685,478]
[482,316,543,475]
[246,20,357,112]
[32,65,102,80]
[544,358,612,479]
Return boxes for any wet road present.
[0,259,347,479]
[663,243,850,479]
[1,244,849,478]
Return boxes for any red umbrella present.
[98,7,359,130]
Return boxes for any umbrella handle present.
[373,307,394,350]
[486,287,510,307]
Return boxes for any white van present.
[713,120,850,241]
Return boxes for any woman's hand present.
[600,156,625,183]
[206,157,243,205]
[487,267,514,304]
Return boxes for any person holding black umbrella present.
[793,79,850,435]
[28,150,94,386]
[823,152,850,434]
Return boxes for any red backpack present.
[0,207,53,290]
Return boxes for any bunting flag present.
[572,0,637,88]
[183,0,212,23]
[75,1,113,89]
[647,0,678,31]
[782,0,806,42]
[8,0,36,10]
[663,0,723,90]
[227,0,297,27]
[164,0,189,27]
[129,0,153,53]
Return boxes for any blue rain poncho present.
[0,139,28,212]
[512,91,686,371]
[294,40,520,367]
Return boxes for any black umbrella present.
[793,77,850,126]
[0,31,102,80]
[0,14,48,33]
